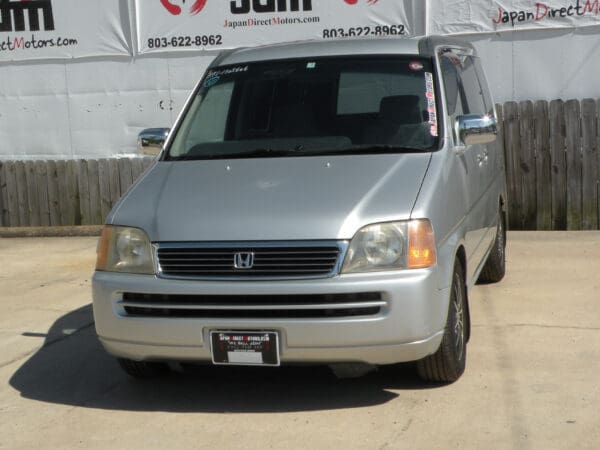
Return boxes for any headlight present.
[342,220,436,273]
[96,226,154,274]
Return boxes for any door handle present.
[477,150,489,166]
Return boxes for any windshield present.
[166,56,439,161]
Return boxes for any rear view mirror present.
[137,128,170,155]
[457,115,497,146]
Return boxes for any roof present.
[216,36,475,66]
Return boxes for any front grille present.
[120,292,385,319]
[156,242,343,279]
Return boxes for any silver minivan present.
[93,36,506,383]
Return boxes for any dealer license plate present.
[210,331,280,366]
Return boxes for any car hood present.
[109,154,431,242]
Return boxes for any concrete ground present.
[0,232,598,449]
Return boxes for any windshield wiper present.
[173,146,307,161]
[168,144,427,161]
[222,147,307,159]
[307,145,428,156]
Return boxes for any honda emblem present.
[234,252,255,269]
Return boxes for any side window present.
[473,57,495,115]
[460,56,486,116]
[440,53,488,117]
[440,55,466,118]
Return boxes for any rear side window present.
[440,53,488,117]
[473,57,495,113]
[460,57,486,115]
[440,56,462,117]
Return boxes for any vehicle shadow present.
[9,305,444,413]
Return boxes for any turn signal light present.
[408,220,437,269]
[96,226,112,271]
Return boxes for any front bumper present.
[92,268,449,365]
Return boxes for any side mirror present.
[137,128,170,156]
[457,114,497,146]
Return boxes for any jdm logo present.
[0,0,55,32]
[343,0,379,4]
[160,0,207,16]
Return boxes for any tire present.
[478,210,506,284]
[117,358,169,378]
[417,261,467,383]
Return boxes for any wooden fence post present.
[131,157,144,183]
[549,100,567,230]
[15,161,29,226]
[87,159,102,225]
[534,101,552,230]
[565,100,583,230]
[108,159,121,212]
[0,161,7,227]
[597,99,600,230]
[504,102,521,229]
[98,159,112,223]
[67,160,80,225]
[35,161,51,227]
[519,101,536,230]
[56,160,70,226]
[5,162,19,226]
[77,159,91,226]
[46,160,61,226]
[24,161,40,227]
[581,99,598,230]
[118,158,134,197]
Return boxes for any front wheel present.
[417,261,467,383]
[117,358,169,378]
[478,209,506,283]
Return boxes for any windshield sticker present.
[306,62,317,69]
[409,61,424,71]
[206,65,248,78]
[425,72,438,137]
[203,74,221,88]
[203,65,248,88]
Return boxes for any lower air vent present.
[120,292,385,319]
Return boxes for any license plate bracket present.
[210,331,280,366]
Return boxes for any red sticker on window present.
[409,61,424,71]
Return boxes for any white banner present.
[0,0,131,61]
[428,0,600,35]
[135,0,413,55]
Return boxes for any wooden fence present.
[0,158,153,227]
[1,98,599,230]
[500,99,600,230]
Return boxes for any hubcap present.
[497,219,504,257]
[452,274,465,361]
